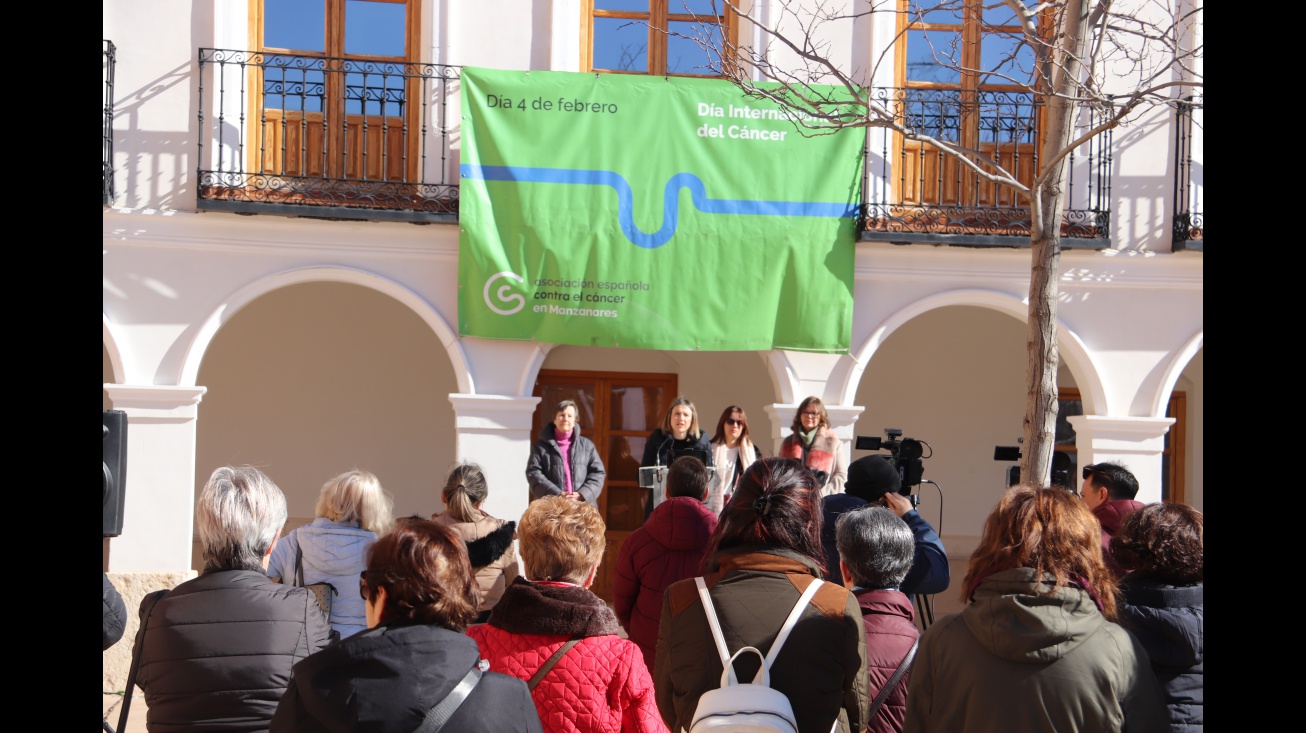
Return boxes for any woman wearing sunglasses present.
[708,405,763,514]
[779,396,847,496]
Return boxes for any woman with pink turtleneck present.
[526,399,607,508]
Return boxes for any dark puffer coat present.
[527,423,607,507]
[270,621,543,733]
[1117,576,1203,733]
[853,589,919,733]
[612,495,718,672]
[133,569,332,733]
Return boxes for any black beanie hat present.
[845,455,901,502]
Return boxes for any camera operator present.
[820,455,950,595]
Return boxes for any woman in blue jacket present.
[268,470,395,639]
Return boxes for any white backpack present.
[686,577,827,733]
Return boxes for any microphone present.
[656,433,673,468]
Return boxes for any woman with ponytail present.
[431,462,519,623]
[653,457,870,733]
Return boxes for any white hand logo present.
[483,271,525,315]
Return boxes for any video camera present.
[993,442,1074,490]
[855,428,928,492]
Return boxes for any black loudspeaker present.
[103,410,128,537]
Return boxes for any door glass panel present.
[263,57,327,112]
[978,31,1032,84]
[345,0,406,57]
[906,29,961,84]
[596,0,649,10]
[344,71,406,116]
[605,486,647,531]
[539,384,597,432]
[610,386,664,431]
[594,17,649,72]
[265,0,326,52]
[907,1,962,25]
[677,0,723,15]
[608,436,645,483]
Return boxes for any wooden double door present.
[531,369,677,601]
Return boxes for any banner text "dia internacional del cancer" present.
[458,67,863,352]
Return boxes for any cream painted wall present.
[193,281,459,548]
[855,305,1032,550]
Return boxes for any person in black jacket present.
[103,571,128,650]
[640,397,714,518]
[271,517,543,733]
[526,399,607,508]
[131,465,332,733]
[1110,502,1204,733]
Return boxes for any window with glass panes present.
[895,0,1039,206]
[585,1,732,76]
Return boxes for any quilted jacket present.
[612,495,717,672]
[1116,576,1203,733]
[467,577,668,733]
[1092,499,1147,577]
[654,547,870,733]
[431,510,519,615]
[527,423,607,508]
[133,569,332,733]
[266,517,377,638]
[853,589,919,733]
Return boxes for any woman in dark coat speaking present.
[526,399,607,508]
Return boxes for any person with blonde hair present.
[268,469,395,639]
[272,518,544,733]
[467,495,666,733]
[131,466,331,731]
[432,462,520,623]
[902,484,1167,733]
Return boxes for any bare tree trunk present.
[1019,0,1090,486]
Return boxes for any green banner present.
[458,67,862,352]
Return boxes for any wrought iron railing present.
[1172,95,1202,250]
[861,87,1112,247]
[196,49,460,222]
[103,39,116,206]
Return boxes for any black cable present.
[911,478,945,632]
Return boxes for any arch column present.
[104,384,207,574]
[448,394,541,523]
[1066,415,1175,504]
[763,403,865,475]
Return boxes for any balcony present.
[860,88,1111,249]
[196,49,460,223]
[1172,96,1202,251]
[103,39,115,206]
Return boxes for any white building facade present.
[103,0,1202,687]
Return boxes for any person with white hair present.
[129,465,332,733]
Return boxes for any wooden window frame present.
[891,0,1043,207]
[582,1,735,77]
[248,0,422,181]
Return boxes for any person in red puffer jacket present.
[613,456,718,674]
[467,495,668,733]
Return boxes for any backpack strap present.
[527,637,581,691]
[693,576,824,680]
[866,637,919,721]
[115,589,168,733]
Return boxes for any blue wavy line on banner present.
[461,164,858,249]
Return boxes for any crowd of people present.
[105,395,1202,733]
